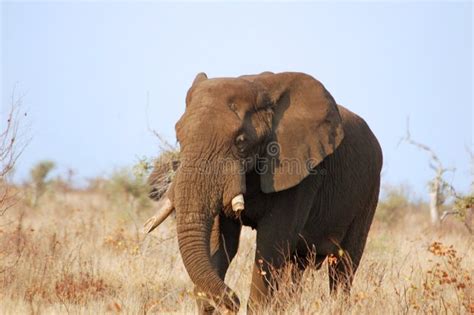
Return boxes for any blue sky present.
[1,2,472,196]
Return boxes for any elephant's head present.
[168,72,344,311]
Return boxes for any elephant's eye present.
[235,134,247,153]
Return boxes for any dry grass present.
[0,188,473,314]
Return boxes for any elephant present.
[145,71,383,314]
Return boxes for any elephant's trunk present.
[174,173,240,311]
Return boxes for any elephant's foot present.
[194,287,239,315]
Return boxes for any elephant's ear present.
[185,72,208,106]
[250,72,344,193]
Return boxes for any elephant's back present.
[336,105,383,174]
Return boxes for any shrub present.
[28,160,55,207]
[375,184,418,226]
[407,241,474,313]
[54,272,111,304]
[106,166,151,213]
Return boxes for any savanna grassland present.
[0,169,473,315]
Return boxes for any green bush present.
[29,160,55,206]
[105,158,156,214]
[376,184,418,226]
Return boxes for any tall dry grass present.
[0,187,472,314]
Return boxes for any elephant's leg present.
[247,216,309,312]
[247,176,317,313]
[248,241,306,314]
[248,248,288,314]
[328,210,375,294]
[289,249,325,294]
[327,250,356,295]
[290,249,310,287]
[327,177,380,295]
[194,214,241,314]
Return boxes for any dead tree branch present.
[402,118,473,232]
[401,118,454,224]
[0,90,29,215]
[144,91,178,153]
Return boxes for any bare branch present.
[440,210,459,221]
[0,89,29,215]
[404,119,474,233]
[144,90,178,153]
[402,117,444,171]
[441,208,473,234]
[401,117,459,224]
[149,128,176,152]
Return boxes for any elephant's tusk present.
[142,197,174,233]
[231,194,245,212]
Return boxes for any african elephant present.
[145,72,383,314]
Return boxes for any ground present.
[0,189,472,314]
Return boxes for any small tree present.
[375,184,413,226]
[29,160,55,206]
[106,160,152,213]
[402,120,453,224]
[402,119,473,232]
[440,149,474,233]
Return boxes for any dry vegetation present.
[0,173,472,315]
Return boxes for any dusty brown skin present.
[155,72,382,313]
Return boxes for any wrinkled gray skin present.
[159,72,382,314]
